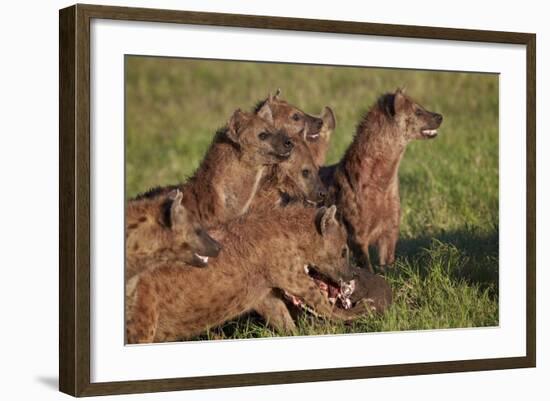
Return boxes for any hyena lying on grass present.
[321,89,443,271]
[125,189,221,279]
[126,205,372,343]
[255,89,336,166]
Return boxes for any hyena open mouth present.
[267,150,292,161]
[302,125,321,142]
[421,128,438,138]
[284,265,356,313]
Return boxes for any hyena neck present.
[186,140,264,226]
[311,125,332,166]
[270,168,304,203]
[192,136,240,182]
[277,183,303,205]
[214,207,315,275]
[211,141,267,219]
[341,110,406,192]
[253,166,301,209]
[259,229,315,282]
[238,166,266,215]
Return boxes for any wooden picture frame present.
[59,3,536,397]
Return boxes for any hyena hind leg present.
[254,291,296,335]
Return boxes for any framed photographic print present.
[59,3,536,397]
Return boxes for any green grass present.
[126,56,499,338]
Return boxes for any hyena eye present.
[258,132,269,140]
[415,109,423,116]
[292,113,301,121]
[302,169,310,178]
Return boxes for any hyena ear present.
[379,93,395,118]
[394,89,407,114]
[316,205,338,236]
[227,109,247,143]
[274,88,282,100]
[168,189,187,229]
[256,101,274,124]
[321,106,336,131]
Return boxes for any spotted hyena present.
[125,189,221,279]
[255,89,335,166]
[321,89,443,271]
[125,205,374,343]
[251,137,327,211]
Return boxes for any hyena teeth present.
[195,254,209,263]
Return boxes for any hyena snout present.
[190,229,222,267]
[305,116,324,140]
[418,111,443,139]
[301,169,327,204]
[200,230,222,257]
[270,132,294,159]
[313,183,327,204]
[314,117,323,130]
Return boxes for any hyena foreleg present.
[376,230,398,269]
[253,290,296,334]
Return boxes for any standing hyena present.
[321,89,443,271]
[255,89,336,166]
[125,189,221,279]
[125,205,372,343]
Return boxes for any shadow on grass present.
[392,227,499,297]
[190,227,499,341]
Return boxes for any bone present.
[337,279,355,309]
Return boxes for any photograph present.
[124,56,499,344]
